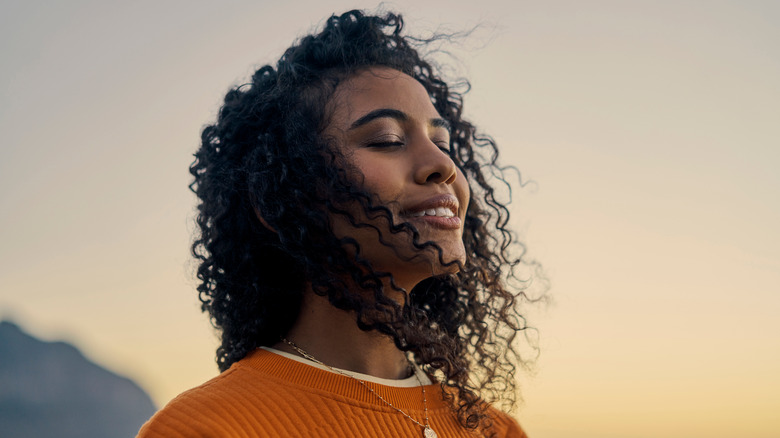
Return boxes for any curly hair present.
[190,9,534,434]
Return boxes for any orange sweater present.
[138,349,526,437]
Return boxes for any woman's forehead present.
[327,67,441,128]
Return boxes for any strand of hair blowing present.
[190,10,534,435]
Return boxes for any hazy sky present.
[1,1,778,437]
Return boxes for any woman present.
[139,9,531,438]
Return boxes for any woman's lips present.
[404,214,462,230]
[400,194,462,230]
[407,206,455,218]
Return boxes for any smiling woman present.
[326,68,471,286]
[138,9,531,438]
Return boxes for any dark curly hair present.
[190,9,535,434]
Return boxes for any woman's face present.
[325,67,470,289]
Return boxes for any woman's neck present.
[272,290,410,380]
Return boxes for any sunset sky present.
[1,1,778,437]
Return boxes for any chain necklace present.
[282,338,437,438]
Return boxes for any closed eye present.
[367,141,404,148]
[433,140,451,153]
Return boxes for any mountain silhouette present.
[0,320,157,438]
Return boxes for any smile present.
[399,194,462,230]
[407,207,455,218]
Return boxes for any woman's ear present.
[254,209,277,233]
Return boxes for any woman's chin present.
[409,243,466,279]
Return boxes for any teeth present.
[435,207,454,217]
[409,207,455,218]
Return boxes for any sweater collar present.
[238,348,448,411]
[259,346,433,387]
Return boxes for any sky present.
[1,1,778,437]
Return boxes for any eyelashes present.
[364,138,451,153]
[433,141,451,153]
[366,141,405,148]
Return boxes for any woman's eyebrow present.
[349,108,451,133]
[349,108,408,129]
[431,118,451,133]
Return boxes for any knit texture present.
[137,349,527,437]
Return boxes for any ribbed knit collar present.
[259,346,432,387]
[238,348,448,411]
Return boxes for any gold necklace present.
[282,338,438,438]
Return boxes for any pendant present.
[424,426,438,438]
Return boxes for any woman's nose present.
[413,138,457,185]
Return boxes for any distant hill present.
[0,320,157,438]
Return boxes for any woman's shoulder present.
[136,366,249,437]
[485,405,529,438]
[136,351,288,437]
